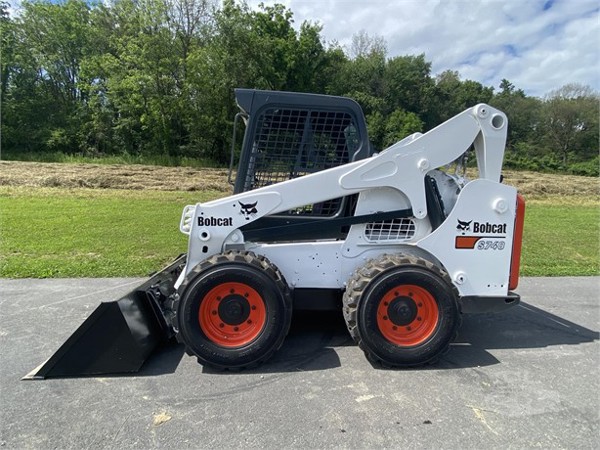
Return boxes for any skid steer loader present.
[26,89,525,378]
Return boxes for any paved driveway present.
[1,277,598,448]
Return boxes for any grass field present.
[1,183,598,278]
[1,151,221,168]
[0,187,218,277]
[520,199,599,276]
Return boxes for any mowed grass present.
[521,198,599,276]
[1,187,598,278]
[0,187,221,277]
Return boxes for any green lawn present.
[1,187,598,278]
[0,187,219,277]
[521,201,599,276]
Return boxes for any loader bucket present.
[23,255,186,380]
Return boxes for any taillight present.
[509,194,526,290]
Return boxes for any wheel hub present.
[387,296,417,326]
[218,295,251,325]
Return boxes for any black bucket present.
[24,255,185,379]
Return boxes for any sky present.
[248,0,599,97]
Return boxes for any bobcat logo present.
[239,201,258,220]
[456,219,472,233]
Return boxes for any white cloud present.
[250,0,600,97]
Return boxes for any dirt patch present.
[0,161,598,198]
[152,411,172,427]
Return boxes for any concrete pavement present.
[0,277,598,448]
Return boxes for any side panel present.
[250,240,434,291]
[249,241,344,288]
[342,186,430,258]
[417,179,518,297]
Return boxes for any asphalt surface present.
[1,277,598,449]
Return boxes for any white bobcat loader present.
[27,89,525,378]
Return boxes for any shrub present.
[568,156,599,177]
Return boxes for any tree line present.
[1,0,598,175]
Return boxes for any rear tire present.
[175,252,292,370]
[343,254,459,367]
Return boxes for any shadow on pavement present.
[458,302,599,348]
[113,302,600,377]
[136,341,186,377]
[427,301,599,370]
[201,311,352,375]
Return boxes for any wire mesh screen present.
[364,219,416,242]
[243,107,360,216]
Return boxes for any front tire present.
[343,254,459,367]
[175,252,292,370]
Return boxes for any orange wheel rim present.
[199,282,266,348]
[376,284,439,346]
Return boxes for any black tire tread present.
[342,253,461,368]
[174,251,292,371]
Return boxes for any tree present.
[384,54,435,125]
[0,1,16,154]
[287,21,327,92]
[1,0,596,176]
[2,0,97,153]
[490,78,542,152]
[1,1,14,101]
[542,84,599,164]
[166,0,213,63]
[350,29,386,59]
[383,108,423,148]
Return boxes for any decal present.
[456,219,472,232]
[239,201,258,220]
[457,219,507,235]
[455,236,506,250]
[472,222,507,234]
[198,216,233,227]
[477,240,506,250]
[455,236,481,249]
[455,218,508,249]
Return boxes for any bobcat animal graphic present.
[456,219,472,232]
[239,201,258,220]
